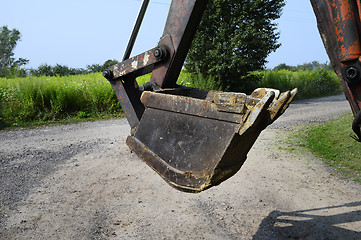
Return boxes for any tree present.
[86,63,103,73]
[30,63,85,76]
[273,63,296,71]
[185,0,285,92]
[0,26,28,77]
[102,59,118,70]
[273,61,333,71]
[86,59,118,73]
[32,64,54,76]
[296,61,332,71]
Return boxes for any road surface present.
[1,95,360,240]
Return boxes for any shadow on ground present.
[0,119,10,130]
[253,202,361,240]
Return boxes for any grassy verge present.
[287,113,361,183]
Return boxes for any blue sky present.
[0,0,329,70]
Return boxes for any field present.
[0,69,342,127]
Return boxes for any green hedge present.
[258,69,342,100]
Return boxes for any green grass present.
[0,73,122,127]
[298,113,361,182]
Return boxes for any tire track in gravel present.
[0,142,98,204]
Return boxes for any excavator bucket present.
[103,0,297,192]
[127,88,297,192]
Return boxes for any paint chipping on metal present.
[144,52,150,65]
[131,60,138,70]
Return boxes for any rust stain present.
[331,0,361,61]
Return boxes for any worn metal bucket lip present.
[126,136,209,193]
[126,135,245,193]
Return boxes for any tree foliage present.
[185,0,285,92]
[0,26,29,77]
[273,61,333,71]
[30,64,83,77]
[86,59,118,74]
[29,59,119,77]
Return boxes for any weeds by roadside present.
[0,73,121,126]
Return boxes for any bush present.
[258,68,342,99]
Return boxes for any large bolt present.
[154,48,163,59]
[102,69,113,80]
[153,46,168,60]
[346,66,358,80]
[344,65,361,85]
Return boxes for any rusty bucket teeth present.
[268,88,298,123]
[126,87,297,192]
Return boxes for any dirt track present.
[1,95,361,240]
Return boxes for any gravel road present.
[1,94,361,240]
